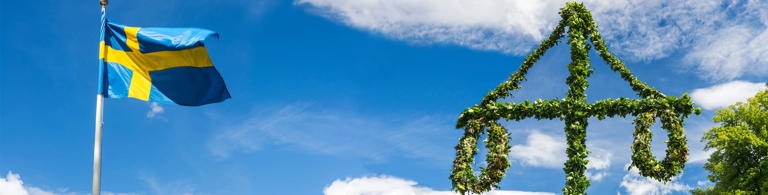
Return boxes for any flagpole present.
[93,93,104,195]
[93,2,107,195]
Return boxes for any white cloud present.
[586,148,612,182]
[297,0,565,54]
[146,102,165,118]
[0,171,136,195]
[696,180,713,188]
[509,131,566,168]
[294,0,706,57]
[619,166,690,195]
[587,0,724,60]
[1,171,29,195]
[0,172,60,195]
[26,188,55,195]
[688,149,714,164]
[587,172,608,183]
[324,175,555,195]
[587,149,611,170]
[297,0,768,80]
[509,131,612,176]
[684,25,768,80]
[208,104,455,163]
[690,80,767,110]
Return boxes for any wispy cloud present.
[141,175,197,195]
[688,149,714,164]
[208,104,456,163]
[324,175,556,195]
[297,0,768,80]
[684,116,718,164]
[684,24,768,80]
[690,80,767,110]
[619,166,690,195]
[146,102,165,118]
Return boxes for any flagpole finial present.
[100,0,108,6]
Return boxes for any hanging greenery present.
[449,2,700,195]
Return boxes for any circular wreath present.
[630,111,688,181]
[450,118,511,193]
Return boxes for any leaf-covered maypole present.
[449,2,700,194]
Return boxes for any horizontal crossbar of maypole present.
[457,96,695,127]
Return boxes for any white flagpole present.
[93,2,107,195]
[92,93,104,195]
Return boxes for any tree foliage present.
[449,2,699,194]
[692,89,768,194]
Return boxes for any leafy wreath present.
[449,2,700,194]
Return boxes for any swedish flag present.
[98,12,230,106]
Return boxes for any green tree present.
[693,88,768,194]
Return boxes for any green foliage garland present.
[450,2,700,195]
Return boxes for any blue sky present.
[1,0,767,195]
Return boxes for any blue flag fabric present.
[98,11,230,106]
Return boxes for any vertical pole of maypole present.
[93,1,107,195]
